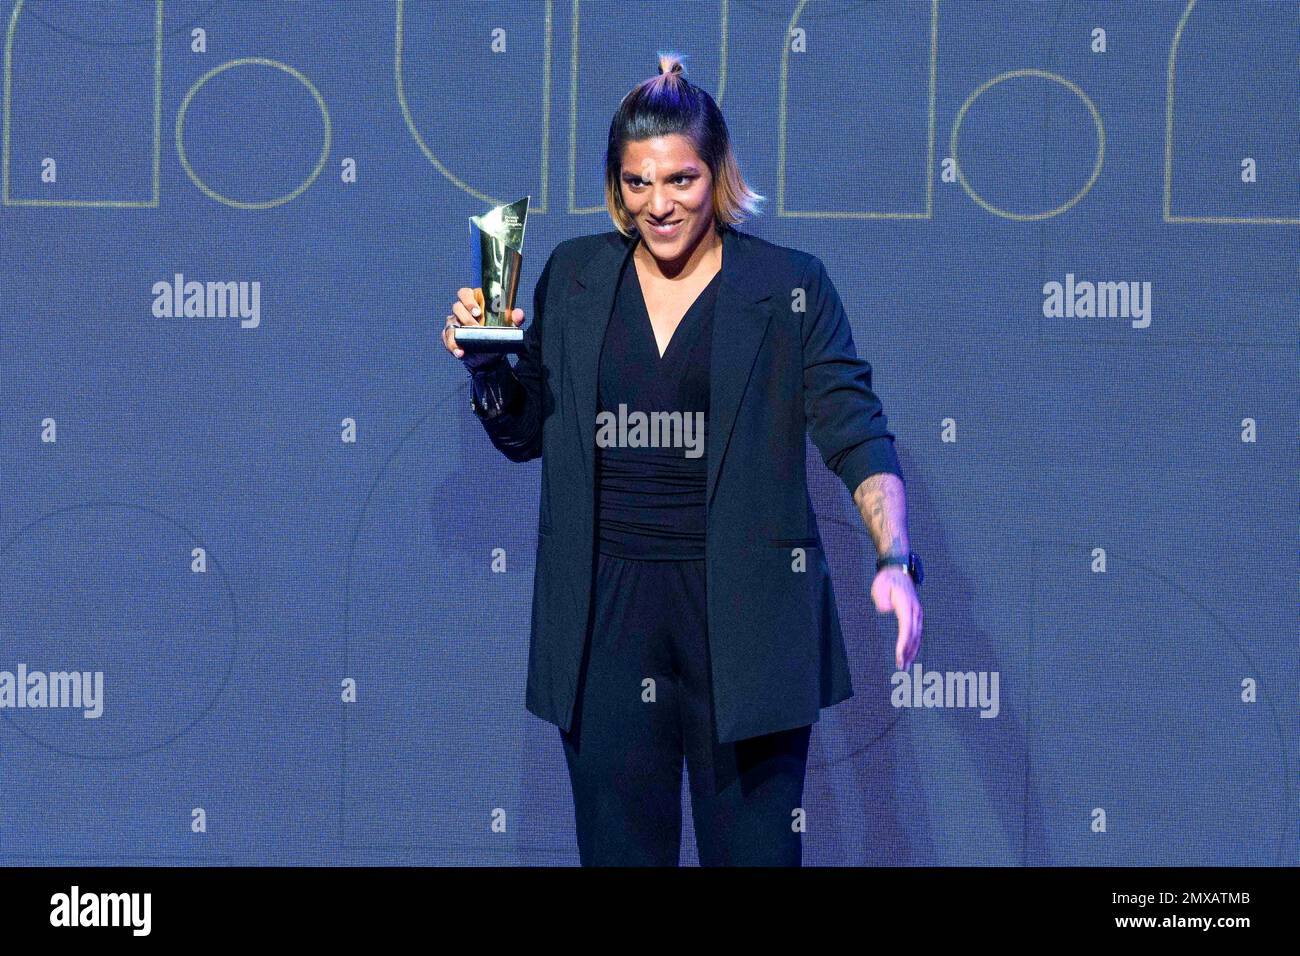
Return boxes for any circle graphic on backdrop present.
[0,501,239,759]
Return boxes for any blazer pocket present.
[769,536,821,549]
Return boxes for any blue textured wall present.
[0,0,1294,866]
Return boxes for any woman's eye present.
[626,176,690,187]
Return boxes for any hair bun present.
[657,51,685,77]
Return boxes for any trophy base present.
[456,326,525,354]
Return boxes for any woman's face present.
[619,135,715,265]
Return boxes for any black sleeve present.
[800,255,904,495]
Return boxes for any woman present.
[444,52,923,866]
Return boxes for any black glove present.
[468,356,521,421]
[459,347,510,376]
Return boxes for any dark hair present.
[604,50,765,237]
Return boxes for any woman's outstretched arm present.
[799,254,921,669]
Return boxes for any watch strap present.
[876,550,923,585]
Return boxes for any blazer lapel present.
[707,227,774,510]
[566,231,636,498]
[566,225,773,511]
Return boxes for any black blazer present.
[479,224,903,743]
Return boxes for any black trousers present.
[560,552,812,866]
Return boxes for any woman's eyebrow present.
[623,166,700,178]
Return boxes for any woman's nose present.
[649,193,675,218]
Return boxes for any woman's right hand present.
[443,287,526,373]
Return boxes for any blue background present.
[0,0,1294,865]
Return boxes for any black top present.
[595,250,720,560]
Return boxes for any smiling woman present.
[445,49,921,868]
[604,53,764,364]
[604,53,764,270]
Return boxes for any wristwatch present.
[876,550,923,585]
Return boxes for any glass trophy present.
[457,196,529,354]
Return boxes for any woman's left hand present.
[871,568,922,670]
